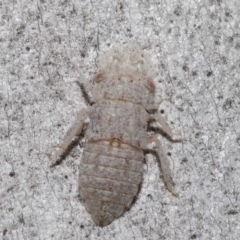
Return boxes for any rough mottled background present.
[1,0,240,239]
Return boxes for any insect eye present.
[94,71,105,82]
[145,79,155,92]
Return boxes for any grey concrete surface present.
[1,1,240,239]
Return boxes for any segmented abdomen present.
[78,141,144,227]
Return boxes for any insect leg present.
[49,108,90,161]
[147,136,178,197]
[74,66,92,94]
[149,113,181,141]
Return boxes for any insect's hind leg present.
[49,108,90,162]
[147,136,178,197]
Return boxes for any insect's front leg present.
[147,136,178,197]
[49,108,91,162]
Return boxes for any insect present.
[50,44,180,227]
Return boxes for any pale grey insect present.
[50,44,181,227]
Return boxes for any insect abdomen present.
[78,141,144,227]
